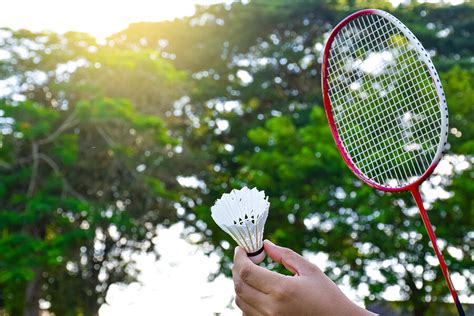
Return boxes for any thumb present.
[264,240,315,276]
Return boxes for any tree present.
[114,1,473,314]
[0,29,190,314]
[1,0,472,314]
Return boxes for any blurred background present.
[0,0,472,315]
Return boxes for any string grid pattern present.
[326,13,443,188]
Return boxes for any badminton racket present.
[321,9,465,315]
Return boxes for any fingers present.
[233,246,283,293]
[233,266,270,309]
[235,295,262,316]
[264,240,316,276]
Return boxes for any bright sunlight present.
[0,0,229,38]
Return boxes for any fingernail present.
[234,247,238,256]
[264,239,274,246]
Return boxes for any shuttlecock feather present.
[211,186,270,264]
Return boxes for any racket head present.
[321,9,448,192]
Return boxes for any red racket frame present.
[321,9,464,315]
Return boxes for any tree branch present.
[96,126,116,147]
[27,143,39,197]
[38,153,86,203]
[37,112,79,146]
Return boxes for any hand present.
[232,240,375,316]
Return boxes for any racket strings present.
[334,16,440,184]
[334,16,426,183]
[331,18,427,161]
[343,76,438,149]
[326,13,441,188]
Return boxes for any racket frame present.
[321,9,465,316]
[321,9,449,193]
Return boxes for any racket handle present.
[411,188,465,316]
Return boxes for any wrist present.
[329,294,376,316]
[345,302,376,316]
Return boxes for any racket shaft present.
[411,188,465,316]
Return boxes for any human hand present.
[232,240,375,316]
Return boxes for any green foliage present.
[0,29,189,313]
[158,2,472,315]
[0,1,473,315]
[442,66,474,154]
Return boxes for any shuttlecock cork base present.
[246,245,266,264]
[211,187,270,264]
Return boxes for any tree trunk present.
[413,304,426,316]
[405,271,427,316]
[24,268,42,316]
[24,144,42,316]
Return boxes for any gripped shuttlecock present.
[211,187,270,264]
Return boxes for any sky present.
[98,223,240,315]
[97,223,366,315]
[0,0,464,40]
[0,0,231,39]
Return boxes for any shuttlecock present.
[211,186,270,264]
